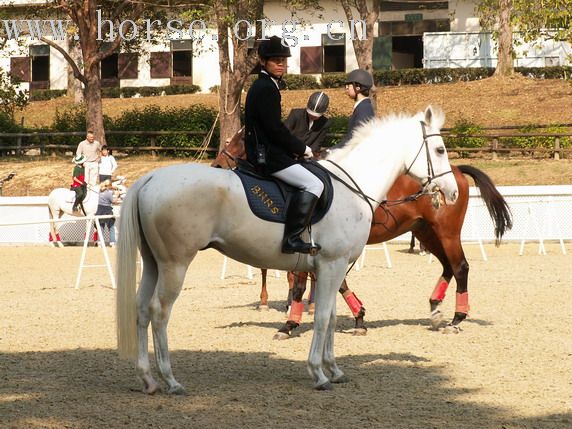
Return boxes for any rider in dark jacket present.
[244,36,323,255]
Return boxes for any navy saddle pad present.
[233,161,333,224]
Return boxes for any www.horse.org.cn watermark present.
[1,10,368,46]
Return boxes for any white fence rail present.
[1,185,572,246]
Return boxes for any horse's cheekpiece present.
[234,161,333,224]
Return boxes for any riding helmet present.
[73,154,86,164]
[257,35,291,59]
[345,69,374,89]
[306,91,330,117]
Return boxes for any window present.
[101,54,119,79]
[29,45,49,89]
[171,40,192,77]
[322,33,345,73]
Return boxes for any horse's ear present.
[424,106,433,125]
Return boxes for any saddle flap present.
[233,160,333,224]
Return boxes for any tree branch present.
[39,36,87,84]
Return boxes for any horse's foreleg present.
[338,279,367,335]
[308,260,347,390]
[443,242,469,334]
[414,230,454,330]
[259,268,269,310]
[274,272,308,340]
[151,260,190,395]
[48,209,63,247]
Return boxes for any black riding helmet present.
[257,35,291,59]
[306,91,330,117]
[345,69,374,99]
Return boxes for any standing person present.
[335,69,375,148]
[285,91,331,158]
[244,35,323,255]
[71,154,87,213]
[76,130,102,186]
[98,145,117,183]
[94,180,117,247]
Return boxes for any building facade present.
[1,1,569,94]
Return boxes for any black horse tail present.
[458,165,513,246]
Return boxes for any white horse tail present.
[116,174,152,361]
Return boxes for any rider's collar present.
[261,69,280,90]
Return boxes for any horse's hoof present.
[430,310,444,330]
[315,381,333,391]
[273,331,291,341]
[352,328,367,336]
[143,381,161,395]
[332,374,349,384]
[443,324,462,334]
[258,304,269,311]
[167,385,188,395]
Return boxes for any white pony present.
[116,106,459,394]
[47,184,100,246]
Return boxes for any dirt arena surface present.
[0,242,570,429]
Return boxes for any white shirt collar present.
[261,69,280,90]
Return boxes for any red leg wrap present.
[93,231,98,241]
[57,234,61,241]
[430,279,449,301]
[342,291,363,317]
[289,301,305,324]
[456,292,469,314]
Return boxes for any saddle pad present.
[233,162,333,224]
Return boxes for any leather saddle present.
[233,160,333,224]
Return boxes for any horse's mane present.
[327,106,445,162]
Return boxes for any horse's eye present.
[437,147,445,155]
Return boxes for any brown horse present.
[211,130,512,335]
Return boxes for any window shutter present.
[300,46,323,74]
[150,52,171,78]
[118,53,138,79]
[10,57,31,82]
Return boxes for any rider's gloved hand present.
[303,146,314,159]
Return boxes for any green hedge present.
[29,89,67,101]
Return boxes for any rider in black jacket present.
[244,36,323,255]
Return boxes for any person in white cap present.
[71,154,87,213]
[285,91,331,158]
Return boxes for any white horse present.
[116,106,459,394]
[47,184,100,246]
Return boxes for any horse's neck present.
[327,144,405,203]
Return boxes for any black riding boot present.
[282,191,321,255]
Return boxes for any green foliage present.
[107,105,218,156]
[446,119,488,151]
[512,125,571,149]
[319,73,347,88]
[101,85,202,99]
[322,116,348,147]
[282,74,320,90]
[29,89,67,102]
[0,69,28,119]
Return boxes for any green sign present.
[405,13,423,23]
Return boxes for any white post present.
[75,219,92,289]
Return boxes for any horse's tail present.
[458,165,513,246]
[116,174,152,361]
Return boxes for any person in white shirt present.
[76,131,102,186]
[98,145,117,183]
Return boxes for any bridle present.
[404,121,453,193]
[322,120,453,225]
[216,148,238,169]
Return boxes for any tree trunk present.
[218,77,242,148]
[494,0,514,77]
[340,0,379,114]
[67,40,84,103]
[83,63,106,145]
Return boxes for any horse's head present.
[211,128,246,169]
[404,106,458,205]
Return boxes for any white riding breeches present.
[271,164,324,198]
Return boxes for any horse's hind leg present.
[274,272,308,340]
[135,246,161,394]
[259,268,269,310]
[151,257,193,395]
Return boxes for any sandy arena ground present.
[0,242,570,429]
